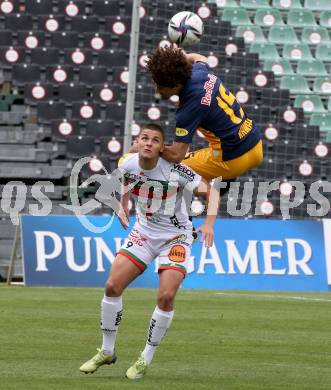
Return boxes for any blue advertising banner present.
[21,215,331,291]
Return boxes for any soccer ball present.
[168,11,204,48]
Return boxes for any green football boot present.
[126,353,149,380]
[79,348,117,374]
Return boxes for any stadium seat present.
[5,14,33,30]
[287,10,316,27]
[294,95,326,113]
[309,113,331,130]
[239,0,271,9]
[297,59,328,77]
[282,43,313,60]
[105,103,126,121]
[254,8,284,27]
[17,31,46,48]
[214,0,239,7]
[0,47,26,65]
[86,120,116,137]
[304,0,331,10]
[58,0,87,16]
[0,31,13,47]
[231,52,261,69]
[268,26,298,44]
[12,64,41,83]
[78,66,108,85]
[100,136,123,157]
[24,83,54,102]
[50,32,80,49]
[92,84,121,103]
[58,84,89,103]
[66,136,95,158]
[0,0,20,15]
[319,11,331,28]
[38,15,66,32]
[263,59,294,75]
[37,102,66,121]
[279,75,311,93]
[70,16,100,33]
[45,65,75,84]
[235,26,266,43]
[261,88,290,108]
[114,34,131,50]
[30,48,60,66]
[92,1,121,16]
[25,0,54,14]
[221,8,252,25]
[113,67,129,86]
[272,0,302,9]
[83,33,112,51]
[315,43,331,62]
[313,77,331,94]
[249,42,280,60]
[63,48,93,66]
[97,50,127,67]
[71,102,100,120]
[105,17,131,36]
[51,119,80,140]
[301,27,330,45]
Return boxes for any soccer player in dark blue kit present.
[146,45,263,183]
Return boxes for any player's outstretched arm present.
[118,184,130,230]
[193,178,220,247]
[160,142,190,163]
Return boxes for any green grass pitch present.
[1,285,331,390]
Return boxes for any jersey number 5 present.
[216,84,244,125]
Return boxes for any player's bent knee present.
[105,279,123,297]
[157,290,176,310]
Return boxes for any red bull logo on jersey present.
[201,74,217,106]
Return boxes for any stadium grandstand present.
[0,0,330,281]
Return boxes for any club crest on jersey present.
[201,74,217,106]
[168,245,186,263]
[176,127,189,137]
[165,234,187,246]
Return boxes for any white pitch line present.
[215,292,331,303]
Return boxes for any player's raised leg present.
[126,268,184,380]
[79,254,142,374]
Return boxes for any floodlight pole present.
[124,0,142,152]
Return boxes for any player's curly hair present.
[146,45,193,88]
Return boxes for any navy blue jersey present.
[175,62,261,161]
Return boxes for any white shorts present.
[117,227,193,276]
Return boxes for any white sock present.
[100,295,123,356]
[142,306,174,364]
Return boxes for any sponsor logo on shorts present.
[168,245,186,263]
[176,127,189,137]
[128,229,147,247]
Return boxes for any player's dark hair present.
[140,123,165,140]
[146,45,193,88]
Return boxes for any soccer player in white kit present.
[79,124,218,380]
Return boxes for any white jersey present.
[118,153,201,236]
